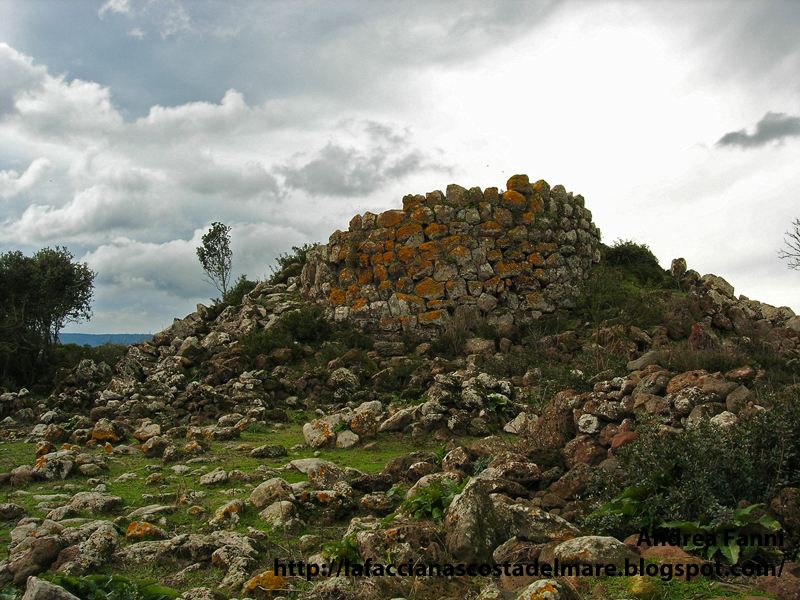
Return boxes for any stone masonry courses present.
[300,174,602,336]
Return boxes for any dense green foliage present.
[196,222,233,300]
[0,247,95,389]
[238,304,372,360]
[586,392,800,540]
[223,274,258,306]
[269,243,318,283]
[39,572,181,600]
[396,477,468,523]
[604,239,668,286]
[53,342,127,373]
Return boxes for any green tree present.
[0,247,95,388]
[196,222,233,301]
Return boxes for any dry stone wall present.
[300,174,602,335]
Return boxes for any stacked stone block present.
[300,174,602,334]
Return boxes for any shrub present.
[661,344,748,375]
[589,392,800,535]
[39,572,181,600]
[576,262,665,328]
[238,304,337,359]
[237,327,293,358]
[279,305,333,344]
[605,239,667,286]
[224,274,258,306]
[335,319,374,351]
[269,243,318,283]
[53,342,127,373]
[396,477,468,523]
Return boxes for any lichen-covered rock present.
[516,579,579,600]
[552,535,638,566]
[21,577,81,600]
[68,492,122,513]
[258,501,296,528]
[208,499,245,526]
[291,458,346,490]
[250,478,294,509]
[125,521,168,541]
[199,467,228,486]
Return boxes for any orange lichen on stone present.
[369,227,394,243]
[414,277,445,299]
[370,252,384,266]
[396,222,423,243]
[378,280,393,293]
[439,235,463,251]
[244,571,286,592]
[448,245,470,263]
[358,270,373,285]
[338,267,356,284]
[418,241,442,260]
[410,206,434,224]
[383,251,395,264]
[486,249,503,263]
[506,174,530,190]
[537,242,558,253]
[424,222,448,239]
[407,260,433,279]
[346,285,359,302]
[397,246,418,263]
[351,298,369,312]
[395,277,415,294]
[527,253,545,266]
[496,261,521,278]
[376,209,405,228]
[475,221,503,238]
[502,189,528,210]
[418,310,448,325]
[373,264,388,282]
[125,521,166,541]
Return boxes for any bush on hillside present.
[269,243,318,283]
[605,239,667,286]
[224,274,258,306]
[586,391,800,538]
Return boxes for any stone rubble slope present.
[0,175,799,599]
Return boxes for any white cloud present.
[0,157,52,199]
[127,27,145,39]
[98,0,132,19]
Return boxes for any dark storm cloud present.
[717,112,800,148]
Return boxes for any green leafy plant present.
[430,445,448,465]
[664,504,782,565]
[589,392,800,541]
[0,587,18,600]
[39,572,182,600]
[472,455,492,477]
[487,392,516,422]
[397,477,468,523]
[321,533,361,564]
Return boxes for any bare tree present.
[196,222,233,300]
[779,218,800,270]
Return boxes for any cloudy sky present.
[1,0,799,334]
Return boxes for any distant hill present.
[58,333,152,347]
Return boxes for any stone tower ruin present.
[300,174,602,337]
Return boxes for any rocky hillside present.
[0,175,799,600]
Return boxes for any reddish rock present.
[610,431,638,454]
